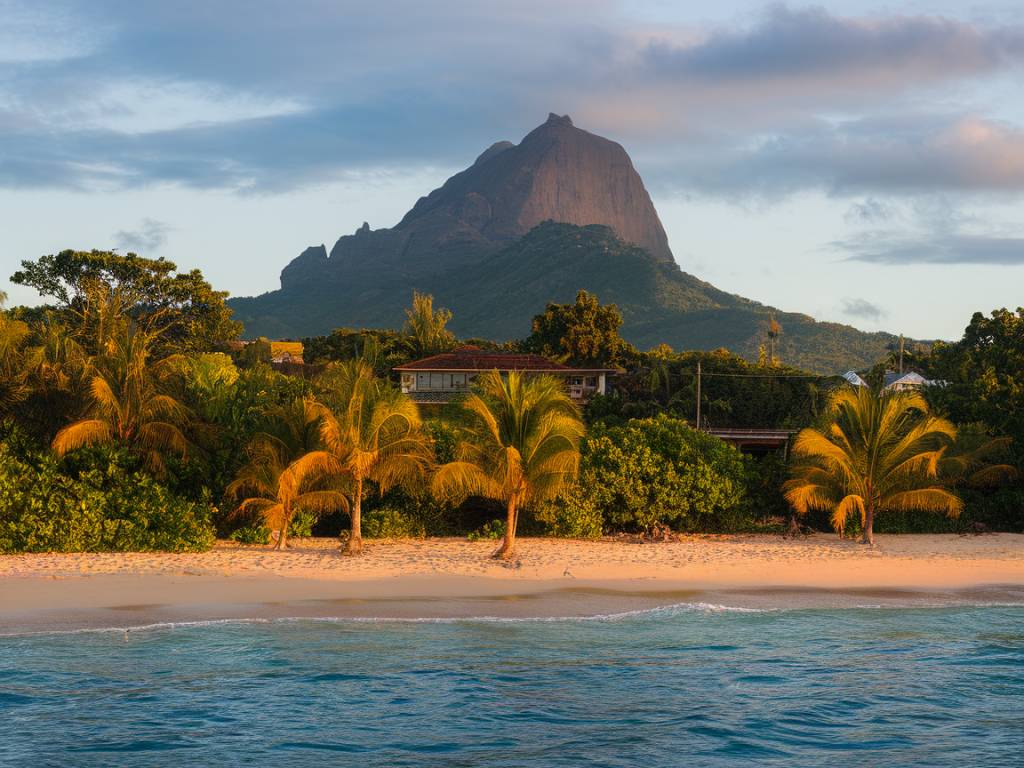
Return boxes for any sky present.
[2,1,1023,342]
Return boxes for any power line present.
[675,370,842,380]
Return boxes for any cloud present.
[844,198,896,224]
[662,114,1024,197]
[112,218,170,253]
[840,297,886,320]
[3,2,1024,197]
[644,6,1024,84]
[835,231,1024,266]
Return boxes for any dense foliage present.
[3,242,1022,553]
[540,415,749,535]
[0,436,215,553]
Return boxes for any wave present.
[4,600,1023,639]
[0,602,768,638]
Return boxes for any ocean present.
[1,603,1022,766]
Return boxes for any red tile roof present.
[394,346,613,373]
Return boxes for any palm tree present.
[0,292,32,415]
[939,423,1018,489]
[52,326,190,476]
[316,360,433,555]
[784,386,962,545]
[227,398,347,549]
[767,314,781,365]
[433,370,584,560]
[403,291,455,358]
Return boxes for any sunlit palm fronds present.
[51,326,191,477]
[227,397,349,549]
[785,386,961,544]
[315,360,433,554]
[432,370,584,559]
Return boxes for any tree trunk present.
[344,478,363,555]
[275,525,288,550]
[786,513,801,538]
[862,505,875,546]
[493,498,518,560]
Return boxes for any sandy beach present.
[2,534,1023,632]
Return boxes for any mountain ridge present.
[229,115,900,373]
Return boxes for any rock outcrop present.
[279,113,673,290]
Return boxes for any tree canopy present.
[11,249,241,355]
[524,289,631,367]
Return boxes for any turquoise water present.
[2,604,1022,766]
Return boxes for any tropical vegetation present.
[0,246,1021,554]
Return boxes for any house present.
[883,371,942,392]
[270,341,304,365]
[393,346,615,405]
[843,369,944,392]
[842,370,868,387]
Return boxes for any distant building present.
[842,370,868,387]
[270,341,304,365]
[842,369,944,392]
[394,346,615,406]
[883,371,942,392]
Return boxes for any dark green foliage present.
[11,249,241,355]
[230,222,901,373]
[229,525,272,545]
[0,438,215,553]
[362,506,427,539]
[523,289,633,367]
[302,328,413,377]
[467,519,506,541]
[591,348,833,430]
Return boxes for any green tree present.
[52,327,191,477]
[433,370,584,559]
[559,415,747,533]
[0,292,32,415]
[316,360,433,554]
[11,249,241,355]
[524,289,631,367]
[227,398,347,549]
[403,291,455,358]
[784,387,962,545]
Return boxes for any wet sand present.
[2,534,1022,632]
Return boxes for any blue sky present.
[2,0,1024,341]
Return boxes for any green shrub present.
[534,492,603,538]
[229,524,272,545]
[288,508,318,538]
[0,441,216,553]
[362,506,427,539]
[562,415,749,534]
[467,519,506,541]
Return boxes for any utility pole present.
[898,334,905,375]
[696,360,702,430]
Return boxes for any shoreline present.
[3,534,1023,632]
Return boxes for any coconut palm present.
[403,291,455,357]
[939,423,1018,489]
[52,326,190,476]
[433,370,584,560]
[227,398,347,549]
[784,386,962,545]
[316,360,433,555]
[0,293,32,415]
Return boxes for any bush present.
[534,492,603,538]
[229,524,272,544]
[0,441,216,553]
[553,415,749,534]
[362,506,427,539]
[467,519,506,542]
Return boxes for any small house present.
[394,346,615,406]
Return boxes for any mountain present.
[229,115,900,373]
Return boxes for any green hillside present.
[229,222,899,373]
